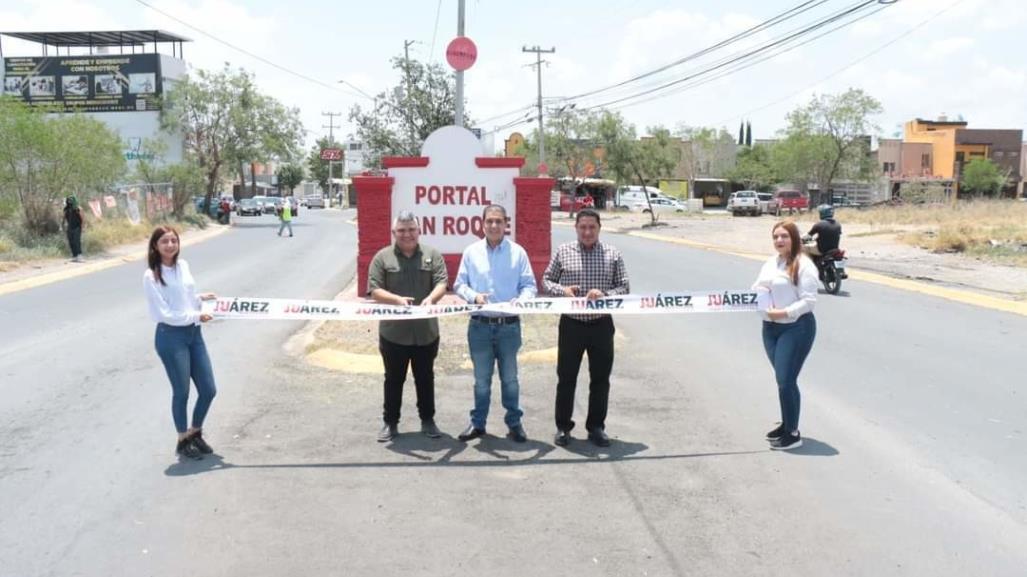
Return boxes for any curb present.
[0,225,230,297]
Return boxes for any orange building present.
[903,117,1022,183]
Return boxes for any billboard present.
[3,54,163,112]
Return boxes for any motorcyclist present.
[804,204,842,259]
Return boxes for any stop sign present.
[446,36,477,71]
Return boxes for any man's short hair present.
[575,208,601,225]
[392,211,419,230]
[482,204,508,220]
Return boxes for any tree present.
[0,97,125,235]
[277,162,305,196]
[161,65,303,215]
[598,112,680,226]
[961,157,1006,197]
[348,56,468,167]
[745,121,752,147]
[306,136,341,196]
[132,138,204,216]
[728,145,778,191]
[738,121,744,146]
[777,88,882,200]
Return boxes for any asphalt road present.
[1,211,1025,576]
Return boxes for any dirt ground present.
[578,209,1027,300]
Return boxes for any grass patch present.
[0,214,209,263]
[872,200,1027,266]
[848,228,902,238]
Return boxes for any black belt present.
[471,315,520,325]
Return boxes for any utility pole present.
[455,0,466,127]
[522,45,555,169]
[403,39,417,149]
[322,111,342,204]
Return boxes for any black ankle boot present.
[176,438,203,460]
[190,431,214,454]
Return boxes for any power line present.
[483,1,888,136]
[477,103,536,125]
[131,0,372,101]
[565,0,831,102]
[713,0,970,127]
[589,0,879,109]
[576,0,880,112]
[477,0,859,130]
[429,0,444,63]
[603,2,890,115]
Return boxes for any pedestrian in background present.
[62,195,85,262]
[143,226,219,460]
[752,221,818,451]
[453,204,537,443]
[367,212,449,442]
[277,200,293,237]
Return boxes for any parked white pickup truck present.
[728,190,761,216]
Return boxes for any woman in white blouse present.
[752,221,818,451]
[143,226,219,460]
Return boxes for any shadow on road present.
[164,453,233,477]
[385,432,470,463]
[162,446,767,476]
[781,436,839,457]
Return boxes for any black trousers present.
[379,336,439,425]
[67,226,82,257]
[555,315,615,433]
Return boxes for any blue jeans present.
[762,313,816,433]
[278,220,293,236]
[468,320,523,429]
[155,323,217,433]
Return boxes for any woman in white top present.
[751,221,818,451]
[143,226,219,460]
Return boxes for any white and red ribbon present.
[205,291,760,321]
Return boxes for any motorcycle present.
[803,237,848,294]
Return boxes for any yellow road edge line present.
[625,230,1027,318]
[0,226,229,297]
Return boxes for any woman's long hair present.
[773,221,802,285]
[147,226,180,286]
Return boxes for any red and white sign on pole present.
[446,36,477,71]
[320,148,343,161]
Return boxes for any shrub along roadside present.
[0,213,208,267]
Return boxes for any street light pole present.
[455,0,466,127]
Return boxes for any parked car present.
[304,195,325,209]
[757,192,781,216]
[728,190,761,216]
[831,195,860,208]
[236,198,261,216]
[633,197,686,214]
[618,186,668,207]
[192,196,220,218]
[775,189,809,213]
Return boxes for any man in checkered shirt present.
[542,208,630,447]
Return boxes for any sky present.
[2,0,1025,153]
